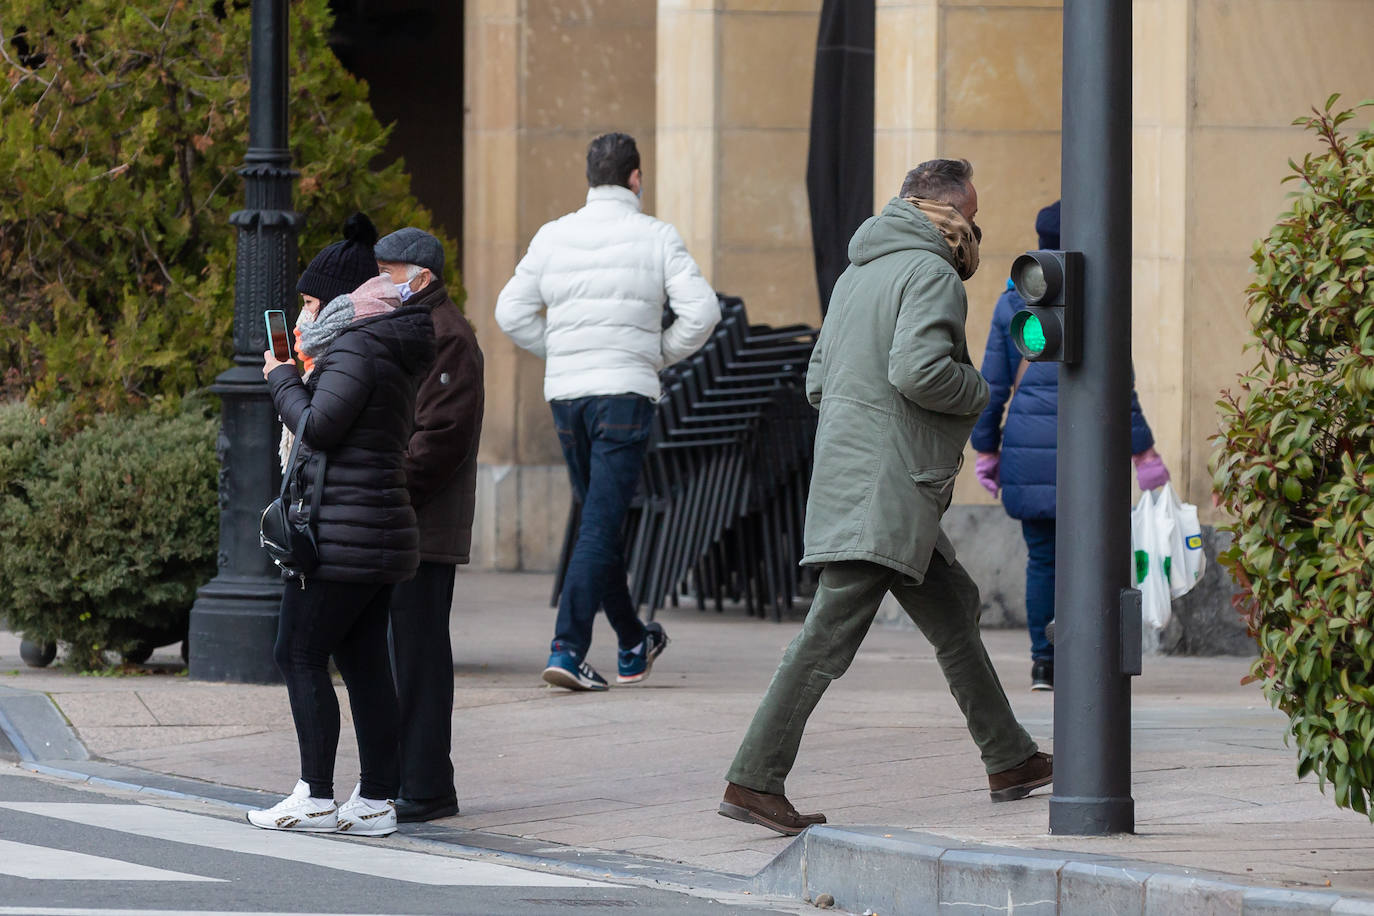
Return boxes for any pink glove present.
[1134,451,1170,490]
[975,452,1000,496]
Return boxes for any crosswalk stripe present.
[0,838,223,882]
[0,803,609,888]
[0,910,414,916]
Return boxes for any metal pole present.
[1049,0,1135,834]
[188,0,300,682]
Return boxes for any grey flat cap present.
[374,227,444,275]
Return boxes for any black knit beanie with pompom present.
[296,212,380,304]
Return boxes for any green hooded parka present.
[802,197,990,583]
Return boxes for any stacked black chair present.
[552,295,820,621]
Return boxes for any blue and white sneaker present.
[542,651,609,691]
[617,622,669,684]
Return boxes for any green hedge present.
[1212,97,1374,817]
[0,400,217,670]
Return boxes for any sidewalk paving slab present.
[4,571,1374,914]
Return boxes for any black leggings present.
[275,579,399,800]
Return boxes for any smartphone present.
[264,310,292,362]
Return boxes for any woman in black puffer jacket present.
[247,243,435,838]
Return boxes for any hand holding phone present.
[264,310,292,362]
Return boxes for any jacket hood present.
[847,197,956,268]
[348,305,436,375]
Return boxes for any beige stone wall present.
[656,1,823,329]
[1180,0,1374,519]
[1131,0,1190,518]
[464,0,656,568]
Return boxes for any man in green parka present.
[719,159,1052,837]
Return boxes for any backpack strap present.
[281,407,327,523]
[1009,358,1032,402]
[279,407,311,501]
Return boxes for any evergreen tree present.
[0,0,459,414]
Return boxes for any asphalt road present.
[0,770,794,916]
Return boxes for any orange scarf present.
[293,326,315,376]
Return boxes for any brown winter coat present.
[405,282,485,565]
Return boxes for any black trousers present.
[275,579,399,801]
[388,561,457,800]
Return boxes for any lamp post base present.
[1049,794,1135,835]
[188,576,283,683]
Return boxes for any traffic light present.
[1009,249,1083,363]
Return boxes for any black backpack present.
[259,407,326,588]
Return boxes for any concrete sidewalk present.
[2,571,1372,912]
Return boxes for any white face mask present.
[394,281,415,303]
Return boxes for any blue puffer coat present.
[970,282,1155,520]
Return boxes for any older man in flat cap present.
[374,227,485,823]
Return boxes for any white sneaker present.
[336,784,397,837]
[246,780,338,832]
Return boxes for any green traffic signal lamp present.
[1010,309,1052,359]
[1010,249,1082,363]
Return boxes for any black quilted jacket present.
[267,306,436,583]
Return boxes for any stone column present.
[657,1,823,327]
[1131,0,1189,499]
[464,1,656,570]
[656,1,720,285]
[873,0,941,211]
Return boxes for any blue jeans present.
[1021,518,1056,663]
[550,395,654,659]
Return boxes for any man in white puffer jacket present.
[496,132,720,692]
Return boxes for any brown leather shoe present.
[718,782,827,837]
[988,751,1053,802]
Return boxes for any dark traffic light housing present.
[1009,249,1083,363]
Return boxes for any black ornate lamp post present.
[188,0,300,682]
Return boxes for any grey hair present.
[381,263,426,281]
[899,159,974,206]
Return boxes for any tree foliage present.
[0,0,461,414]
[1212,96,1374,817]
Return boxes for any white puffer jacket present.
[494,185,720,402]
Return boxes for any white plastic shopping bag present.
[1156,481,1205,599]
[1131,489,1172,631]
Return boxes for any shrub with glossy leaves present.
[0,0,460,415]
[1212,96,1374,817]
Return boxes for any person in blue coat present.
[970,201,1170,691]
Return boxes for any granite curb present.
[6,682,1373,914]
[753,825,1374,915]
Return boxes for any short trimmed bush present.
[1211,97,1374,817]
[0,400,217,670]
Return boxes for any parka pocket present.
[910,457,962,512]
[910,465,960,487]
